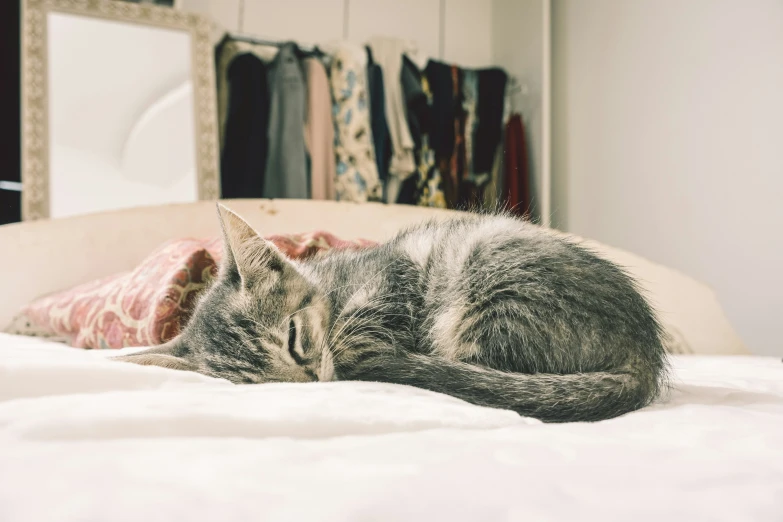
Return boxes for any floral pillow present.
[14,232,377,349]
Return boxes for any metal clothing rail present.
[224,31,321,56]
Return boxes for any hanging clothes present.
[415,137,446,208]
[303,58,335,200]
[448,65,467,209]
[329,42,382,202]
[423,60,465,209]
[396,56,445,208]
[475,69,509,181]
[264,42,309,199]
[220,53,269,199]
[415,73,446,208]
[502,114,531,217]
[458,68,483,208]
[215,33,511,210]
[367,37,418,203]
[365,47,390,197]
[215,36,278,152]
[461,69,479,184]
[425,60,455,165]
[457,67,509,209]
[396,55,428,205]
[401,57,428,153]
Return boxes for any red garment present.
[503,114,531,218]
[444,65,466,209]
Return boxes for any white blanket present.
[0,333,781,522]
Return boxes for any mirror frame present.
[21,0,221,221]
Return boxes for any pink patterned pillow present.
[19,232,377,349]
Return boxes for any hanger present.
[225,32,324,58]
[506,76,524,113]
[506,75,533,119]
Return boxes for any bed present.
[1,200,781,521]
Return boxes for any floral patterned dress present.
[328,44,383,202]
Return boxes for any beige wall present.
[181,0,494,67]
[552,0,783,355]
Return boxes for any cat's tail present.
[356,352,666,423]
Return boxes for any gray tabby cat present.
[117,204,669,423]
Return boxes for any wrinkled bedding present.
[0,333,781,522]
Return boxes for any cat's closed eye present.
[287,319,304,363]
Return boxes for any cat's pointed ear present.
[113,339,197,373]
[216,203,287,285]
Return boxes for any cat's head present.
[115,204,334,383]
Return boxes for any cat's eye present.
[288,319,303,363]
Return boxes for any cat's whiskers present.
[325,297,409,361]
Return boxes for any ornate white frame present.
[21,0,221,221]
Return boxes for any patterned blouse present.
[328,43,383,202]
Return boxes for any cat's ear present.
[216,203,288,285]
[113,339,197,372]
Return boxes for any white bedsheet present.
[0,333,781,522]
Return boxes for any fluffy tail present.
[350,352,665,423]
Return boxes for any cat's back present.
[391,213,549,271]
[393,212,652,316]
[318,213,540,278]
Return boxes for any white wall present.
[182,0,494,67]
[552,0,783,356]
[491,0,550,225]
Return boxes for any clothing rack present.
[216,34,533,219]
[225,31,321,55]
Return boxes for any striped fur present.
[117,204,669,423]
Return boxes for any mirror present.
[21,0,220,220]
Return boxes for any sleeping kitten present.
[117,204,669,423]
